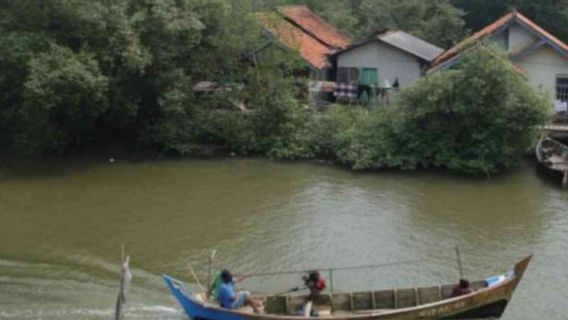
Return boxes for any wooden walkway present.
[540,124,568,132]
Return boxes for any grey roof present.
[377,31,444,62]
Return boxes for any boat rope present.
[237,259,429,278]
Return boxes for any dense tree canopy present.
[0,0,560,174]
[0,0,303,155]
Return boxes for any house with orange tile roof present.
[256,5,351,80]
[430,10,568,105]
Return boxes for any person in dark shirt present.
[451,279,474,297]
[301,271,327,317]
[303,271,326,297]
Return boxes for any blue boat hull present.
[163,275,247,320]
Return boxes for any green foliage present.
[0,0,263,154]
[357,0,465,48]
[18,45,108,154]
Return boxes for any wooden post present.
[455,246,464,279]
[207,250,216,291]
[115,245,131,320]
[328,269,334,293]
[562,171,568,188]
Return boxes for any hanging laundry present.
[309,81,337,93]
[555,100,568,114]
[334,83,358,99]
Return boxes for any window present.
[337,67,359,83]
[558,76,568,102]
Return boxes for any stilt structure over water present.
[536,134,568,187]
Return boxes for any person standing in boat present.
[303,270,326,297]
[217,269,262,313]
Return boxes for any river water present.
[0,158,567,319]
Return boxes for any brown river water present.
[0,158,567,319]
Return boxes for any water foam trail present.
[0,305,184,319]
[0,257,183,319]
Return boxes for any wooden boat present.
[163,255,531,320]
[535,135,568,187]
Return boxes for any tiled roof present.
[378,31,444,62]
[332,30,444,63]
[432,10,568,69]
[256,12,332,69]
[276,5,351,49]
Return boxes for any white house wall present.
[337,41,422,87]
[515,46,568,98]
[508,23,538,52]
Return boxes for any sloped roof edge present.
[255,12,332,70]
[431,10,568,69]
[332,30,443,62]
[276,5,352,49]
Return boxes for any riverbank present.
[0,145,543,185]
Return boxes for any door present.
[360,68,378,86]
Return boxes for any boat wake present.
[0,257,184,319]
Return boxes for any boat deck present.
[263,281,487,316]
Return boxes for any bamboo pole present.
[455,246,464,279]
[188,262,207,297]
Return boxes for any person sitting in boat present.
[451,279,473,297]
[303,271,326,296]
[217,269,262,313]
[208,269,251,300]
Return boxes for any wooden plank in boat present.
[373,289,395,309]
[331,293,351,311]
[313,293,332,305]
[441,284,455,299]
[266,296,287,314]
[287,295,306,313]
[352,292,373,310]
[471,280,487,291]
[396,288,417,308]
[417,286,441,305]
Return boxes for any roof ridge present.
[256,11,331,70]
[276,5,309,9]
[276,5,351,49]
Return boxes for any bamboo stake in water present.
[455,246,464,279]
[207,250,216,291]
[115,245,132,320]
